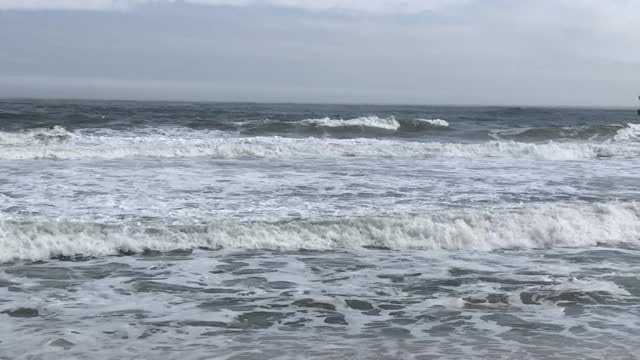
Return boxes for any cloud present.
[0,0,470,13]
[196,0,471,13]
[0,0,127,11]
[1,0,639,105]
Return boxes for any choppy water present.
[1,100,640,359]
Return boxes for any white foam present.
[0,125,76,145]
[299,116,400,130]
[613,123,640,141]
[414,118,449,127]
[0,127,636,160]
[1,202,638,262]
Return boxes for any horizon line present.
[1,96,637,110]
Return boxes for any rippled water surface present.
[1,100,640,359]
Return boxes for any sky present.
[0,0,639,106]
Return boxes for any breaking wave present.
[413,118,449,127]
[0,126,638,161]
[614,123,640,141]
[299,116,401,131]
[1,203,639,262]
[296,116,451,134]
[0,125,75,145]
[490,123,640,142]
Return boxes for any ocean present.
[1,99,639,359]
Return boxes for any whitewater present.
[1,100,640,359]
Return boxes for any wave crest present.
[489,123,640,142]
[1,203,638,262]
[614,123,640,142]
[0,125,75,145]
[1,122,638,161]
[299,116,400,131]
[413,118,449,127]
[0,133,633,161]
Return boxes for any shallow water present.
[1,100,640,358]
[3,248,640,359]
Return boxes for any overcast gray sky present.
[0,0,639,106]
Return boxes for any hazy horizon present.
[2,95,639,110]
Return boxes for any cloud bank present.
[0,0,639,105]
[0,0,470,13]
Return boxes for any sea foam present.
[614,123,640,141]
[414,118,449,127]
[299,116,401,130]
[1,202,638,262]
[1,126,638,160]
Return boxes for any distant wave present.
[489,123,640,142]
[299,116,401,131]
[0,126,638,161]
[296,116,450,133]
[413,118,449,127]
[1,202,638,262]
[5,117,637,145]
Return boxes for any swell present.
[489,124,637,142]
[221,119,638,141]
[1,116,638,142]
[242,116,452,138]
[1,203,639,262]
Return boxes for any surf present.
[2,202,639,262]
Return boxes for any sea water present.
[1,100,640,359]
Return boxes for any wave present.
[0,133,635,161]
[489,123,640,142]
[614,123,640,141]
[1,203,638,262]
[259,117,638,142]
[3,121,637,149]
[298,116,401,131]
[0,125,76,145]
[296,116,451,133]
[413,118,449,127]
[1,124,638,161]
